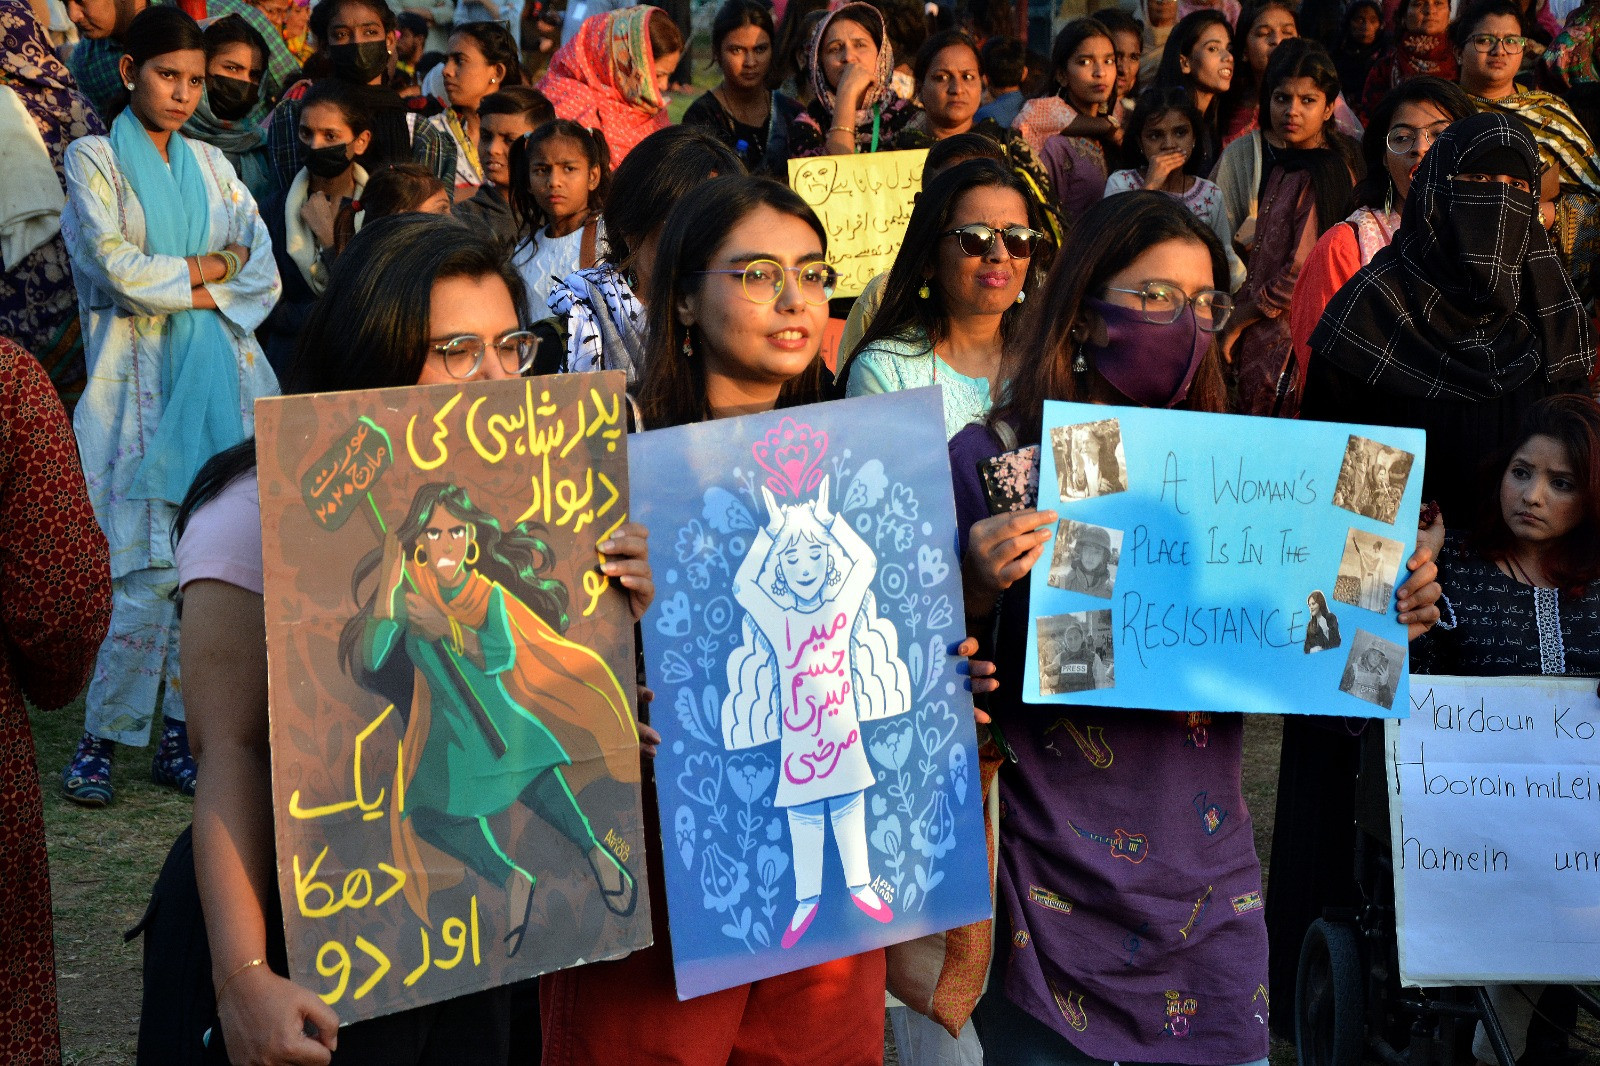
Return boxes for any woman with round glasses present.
[542,175,897,1062]
[1455,0,1599,187]
[842,159,1045,440]
[137,213,655,1065]
[947,190,1440,1064]
[1288,77,1476,400]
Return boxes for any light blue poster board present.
[1024,401,1425,717]
[633,388,990,1000]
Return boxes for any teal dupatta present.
[109,108,244,505]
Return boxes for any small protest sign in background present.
[257,374,650,1022]
[632,388,990,1000]
[1025,402,1425,716]
[789,148,926,299]
[1387,675,1600,986]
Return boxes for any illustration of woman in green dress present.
[338,482,639,954]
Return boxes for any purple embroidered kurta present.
[951,422,1271,1064]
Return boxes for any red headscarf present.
[536,5,671,163]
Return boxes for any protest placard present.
[632,388,990,1000]
[1024,402,1424,716]
[789,148,927,298]
[256,374,650,1022]
[1387,676,1600,985]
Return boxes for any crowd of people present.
[5,0,1600,1059]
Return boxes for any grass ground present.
[38,703,1297,1065]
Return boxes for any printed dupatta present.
[537,5,670,163]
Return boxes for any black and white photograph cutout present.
[1049,418,1128,501]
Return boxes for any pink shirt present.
[174,472,264,594]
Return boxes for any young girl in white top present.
[1104,85,1244,288]
[509,119,610,321]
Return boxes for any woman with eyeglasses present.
[1453,0,1600,202]
[135,213,655,1066]
[1288,77,1476,401]
[540,174,905,1064]
[842,158,1044,441]
[949,190,1441,1064]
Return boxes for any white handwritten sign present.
[788,149,927,298]
[1387,675,1600,985]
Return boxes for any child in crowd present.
[359,162,452,217]
[1030,19,1121,220]
[1104,85,1244,287]
[509,119,611,323]
[1221,39,1356,416]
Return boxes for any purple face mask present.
[1081,297,1212,408]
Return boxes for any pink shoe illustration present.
[851,889,894,923]
[781,903,819,949]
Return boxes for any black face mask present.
[330,40,390,84]
[205,74,258,121]
[305,141,354,178]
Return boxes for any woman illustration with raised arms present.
[722,474,912,949]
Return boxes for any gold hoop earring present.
[414,544,427,566]
[464,541,480,566]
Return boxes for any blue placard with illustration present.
[633,388,991,1000]
[1024,401,1426,717]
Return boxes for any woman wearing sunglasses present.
[540,175,901,1063]
[948,190,1441,1064]
[842,159,1044,440]
[138,213,655,1066]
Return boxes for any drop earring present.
[918,282,930,299]
[681,332,694,359]
[1072,343,1088,373]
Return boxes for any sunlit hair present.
[989,190,1228,446]
[847,159,1044,371]
[1471,394,1600,596]
[635,176,830,428]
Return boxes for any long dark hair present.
[635,176,831,428]
[1471,394,1600,596]
[1222,0,1296,131]
[990,190,1228,446]
[1156,11,1231,167]
[335,483,570,706]
[601,126,745,270]
[1352,76,1474,209]
[847,159,1043,370]
[509,120,612,248]
[1259,37,1360,239]
[172,214,525,548]
[1050,18,1113,104]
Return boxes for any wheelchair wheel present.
[1296,918,1365,1066]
